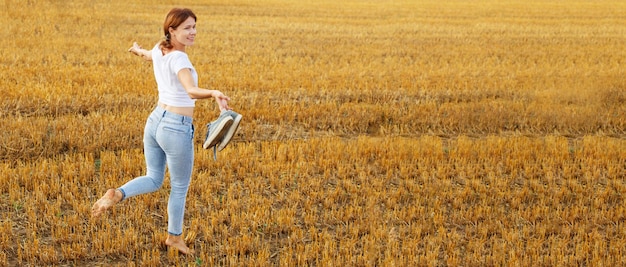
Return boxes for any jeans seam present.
[118,188,127,201]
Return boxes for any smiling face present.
[169,16,196,49]
[161,8,197,52]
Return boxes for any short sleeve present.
[171,52,194,75]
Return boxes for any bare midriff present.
[158,102,194,118]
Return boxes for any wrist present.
[212,90,221,99]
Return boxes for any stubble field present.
[1,0,625,266]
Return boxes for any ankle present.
[114,189,124,202]
[107,188,124,203]
[166,234,183,242]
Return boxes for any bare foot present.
[91,189,123,218]
[165,235,194,255]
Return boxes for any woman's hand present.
[128,42,143,55]
[128,42,152,61]
[213,91,232,111]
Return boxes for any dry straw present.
[0,0,624,265]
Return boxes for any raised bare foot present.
[91,189,123,218]
[165,235,194,255]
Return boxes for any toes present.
[165,239,193,255]
[91,205,103,218]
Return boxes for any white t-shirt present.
[151,44,198,107]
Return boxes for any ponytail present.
[159,33,173,50]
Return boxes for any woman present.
[91,8,240,255]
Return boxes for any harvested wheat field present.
[1,0,625,266]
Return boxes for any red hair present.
[159,8,197,50]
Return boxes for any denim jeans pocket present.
[161,120,193,140]
[162,124,187,134]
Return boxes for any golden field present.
[1,0,625,266]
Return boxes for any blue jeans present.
[118,106,194,236]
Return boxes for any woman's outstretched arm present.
[128,42,152,61]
